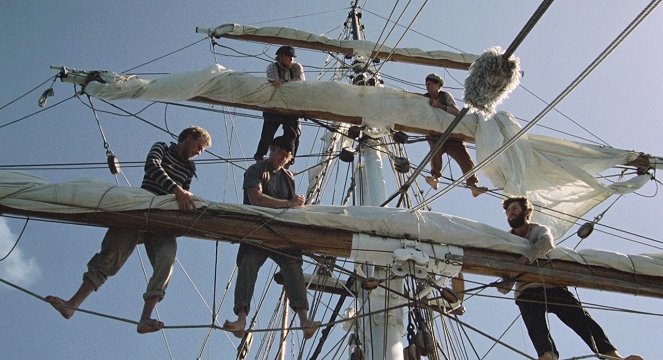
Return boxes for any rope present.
[0,217,29,261]
[503,0,554,59]
[381,106,470,207]
[413,0,658,210]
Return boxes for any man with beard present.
[497,196,641,360]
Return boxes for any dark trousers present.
[233,244,308,315]
[254,112,300,161]
[425,137,478,185]
[516,287,616,358]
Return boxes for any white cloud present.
[0,218,41,289]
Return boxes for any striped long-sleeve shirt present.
[141,142,196,195]
[266,62,305,82]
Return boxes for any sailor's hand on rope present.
[289,194,305,207]
[174,186,196,210]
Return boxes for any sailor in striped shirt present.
[46,126,212,334]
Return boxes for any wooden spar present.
[189,96,475,143]
[211,33,474,71]
[454,249,663,299]
[51,66,660,164]
[0,205,353,257]
[3,204,663,299]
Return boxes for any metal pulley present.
[393,156,410,173]
[392,131,408,144]
[347,125,362,139]
[106,151,121,175]
[339,147,356,162]
[577,222,594,239]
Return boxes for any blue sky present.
[1,1,662,359]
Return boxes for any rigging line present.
[517,84,610,146]
[372,0,430,75]
[360,8,465,53]
[0,276,150,326]
[95,98,247,172]
[479,315,524,360]
[535,199,663,248]
[503,0,554,59]
[572,194,623,251]
[250,7,349,25]
[85,96,120,185]
[121,37,208,73]
[76,94,158,117]
[309,277,357,360]
[135,248,175,359]
[209,42,271,60]
[0,75,56,111]
[413,0,658,211]
[0,93,76,130]
[382,106,470,207]
[592,227,663,251]
[416,0,661,209]
[197,267,238,359]
[0,217,29,262]
[442,69,609,147]
[362,0,402,56]
[447,315,537,360]
[175,257,217,319]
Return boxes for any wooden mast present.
[3,204,663,299]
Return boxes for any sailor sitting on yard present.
[422,73,486,197]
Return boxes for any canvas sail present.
[63,65,659,238]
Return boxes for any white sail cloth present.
[476,112,647,238]
[84,64,478,136]
[82,65,650,238]
[1,171,661,279]
[200,24,479,68]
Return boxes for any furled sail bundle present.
[72,64,659,238]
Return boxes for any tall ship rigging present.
[1,1,662,359]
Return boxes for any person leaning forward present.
[497,196,642,360]
[253,45,305,166]
[422,73,487,197]
[46,126,212,334]
[224,135,320,340]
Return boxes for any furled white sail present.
[1,170,661,279]
[197,24,479,70]
[79,64,654,238]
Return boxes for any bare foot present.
[137,318,164,334]
[223,319,246,338]
[301,320,321,339]
[469,185,488,197]
[425,176,439,190]
[45,295,75,319]
[538,351,558,360]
